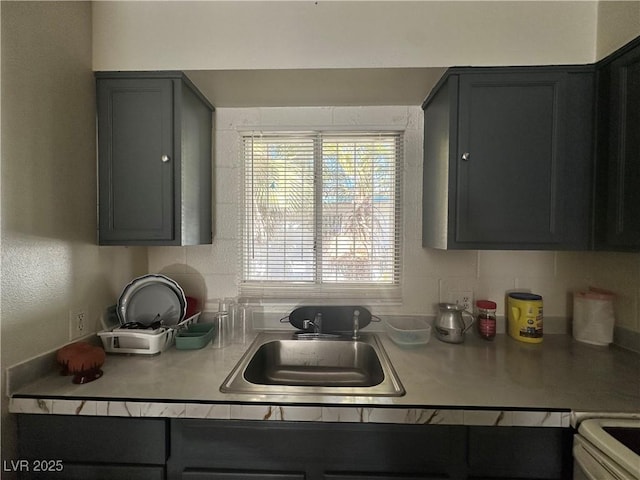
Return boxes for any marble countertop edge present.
[8,397,575,428]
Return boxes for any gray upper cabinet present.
[96,71,214,246]
[594,37,640,251]
[422,66,594,250]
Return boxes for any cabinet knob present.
[161,155,171,163]
[461,152,471,161]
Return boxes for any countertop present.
[8,331,640,427]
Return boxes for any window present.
[241,131,403,299]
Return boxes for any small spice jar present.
[476,300,497,340]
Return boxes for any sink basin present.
[244,338,384,387]
[221,332,405,396]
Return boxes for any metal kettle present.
[434,303,475,344]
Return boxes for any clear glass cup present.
[234,303,253,344]
[217,297,233,313]
[216,297,236,341]
[211,311,230,349]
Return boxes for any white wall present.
[1,1,147,464]
[597,0,640,59]
[1,0,147,367]
[93,1,598,70]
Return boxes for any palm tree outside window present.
[241,131,403,300]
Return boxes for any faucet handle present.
[352,309,361,340]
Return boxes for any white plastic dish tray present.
[98,313,200,355]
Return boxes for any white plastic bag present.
[572,288,615,346]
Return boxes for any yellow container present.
[507,293,543,343]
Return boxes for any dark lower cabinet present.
[467,426,573,479]
[168,419,571,480]
[16,414,572,480]
[16,414,168,480]
[167,420,467,480]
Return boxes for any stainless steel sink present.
[220,331,405,396]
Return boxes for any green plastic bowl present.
[175,323,215,350]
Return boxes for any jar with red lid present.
[476,300,497,340]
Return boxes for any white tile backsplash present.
[404,129,424,168]
[404,249,478,280]
[213,203,240,240]
[479,251,556,278]
[184,245,216,274]
[187,240,237,276]
[148,247,187,274]
[214,129,242,167]
[395,276,439,315]
[406,107,424,132]
[162,273,207,305]
[202,273,239,301]
[215,166,239,204]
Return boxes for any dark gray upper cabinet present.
[594,37,640,251]
[422,66,594,250]
[96,71,214,246]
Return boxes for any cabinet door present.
[169,420,467,479]
[603,45,640,249]
[97,78,175,244]
[467,426,572,479]
[455,73,566,246]
[17,415,167,466]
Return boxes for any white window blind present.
[241,131,403,299]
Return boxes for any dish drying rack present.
[98,312,200,355]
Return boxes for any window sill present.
[240,283,402,305]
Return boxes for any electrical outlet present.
[447,291,474,312]
[69,309,87,340]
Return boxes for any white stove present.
[574,417,640,479]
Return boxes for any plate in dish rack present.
[117,274,186,327]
